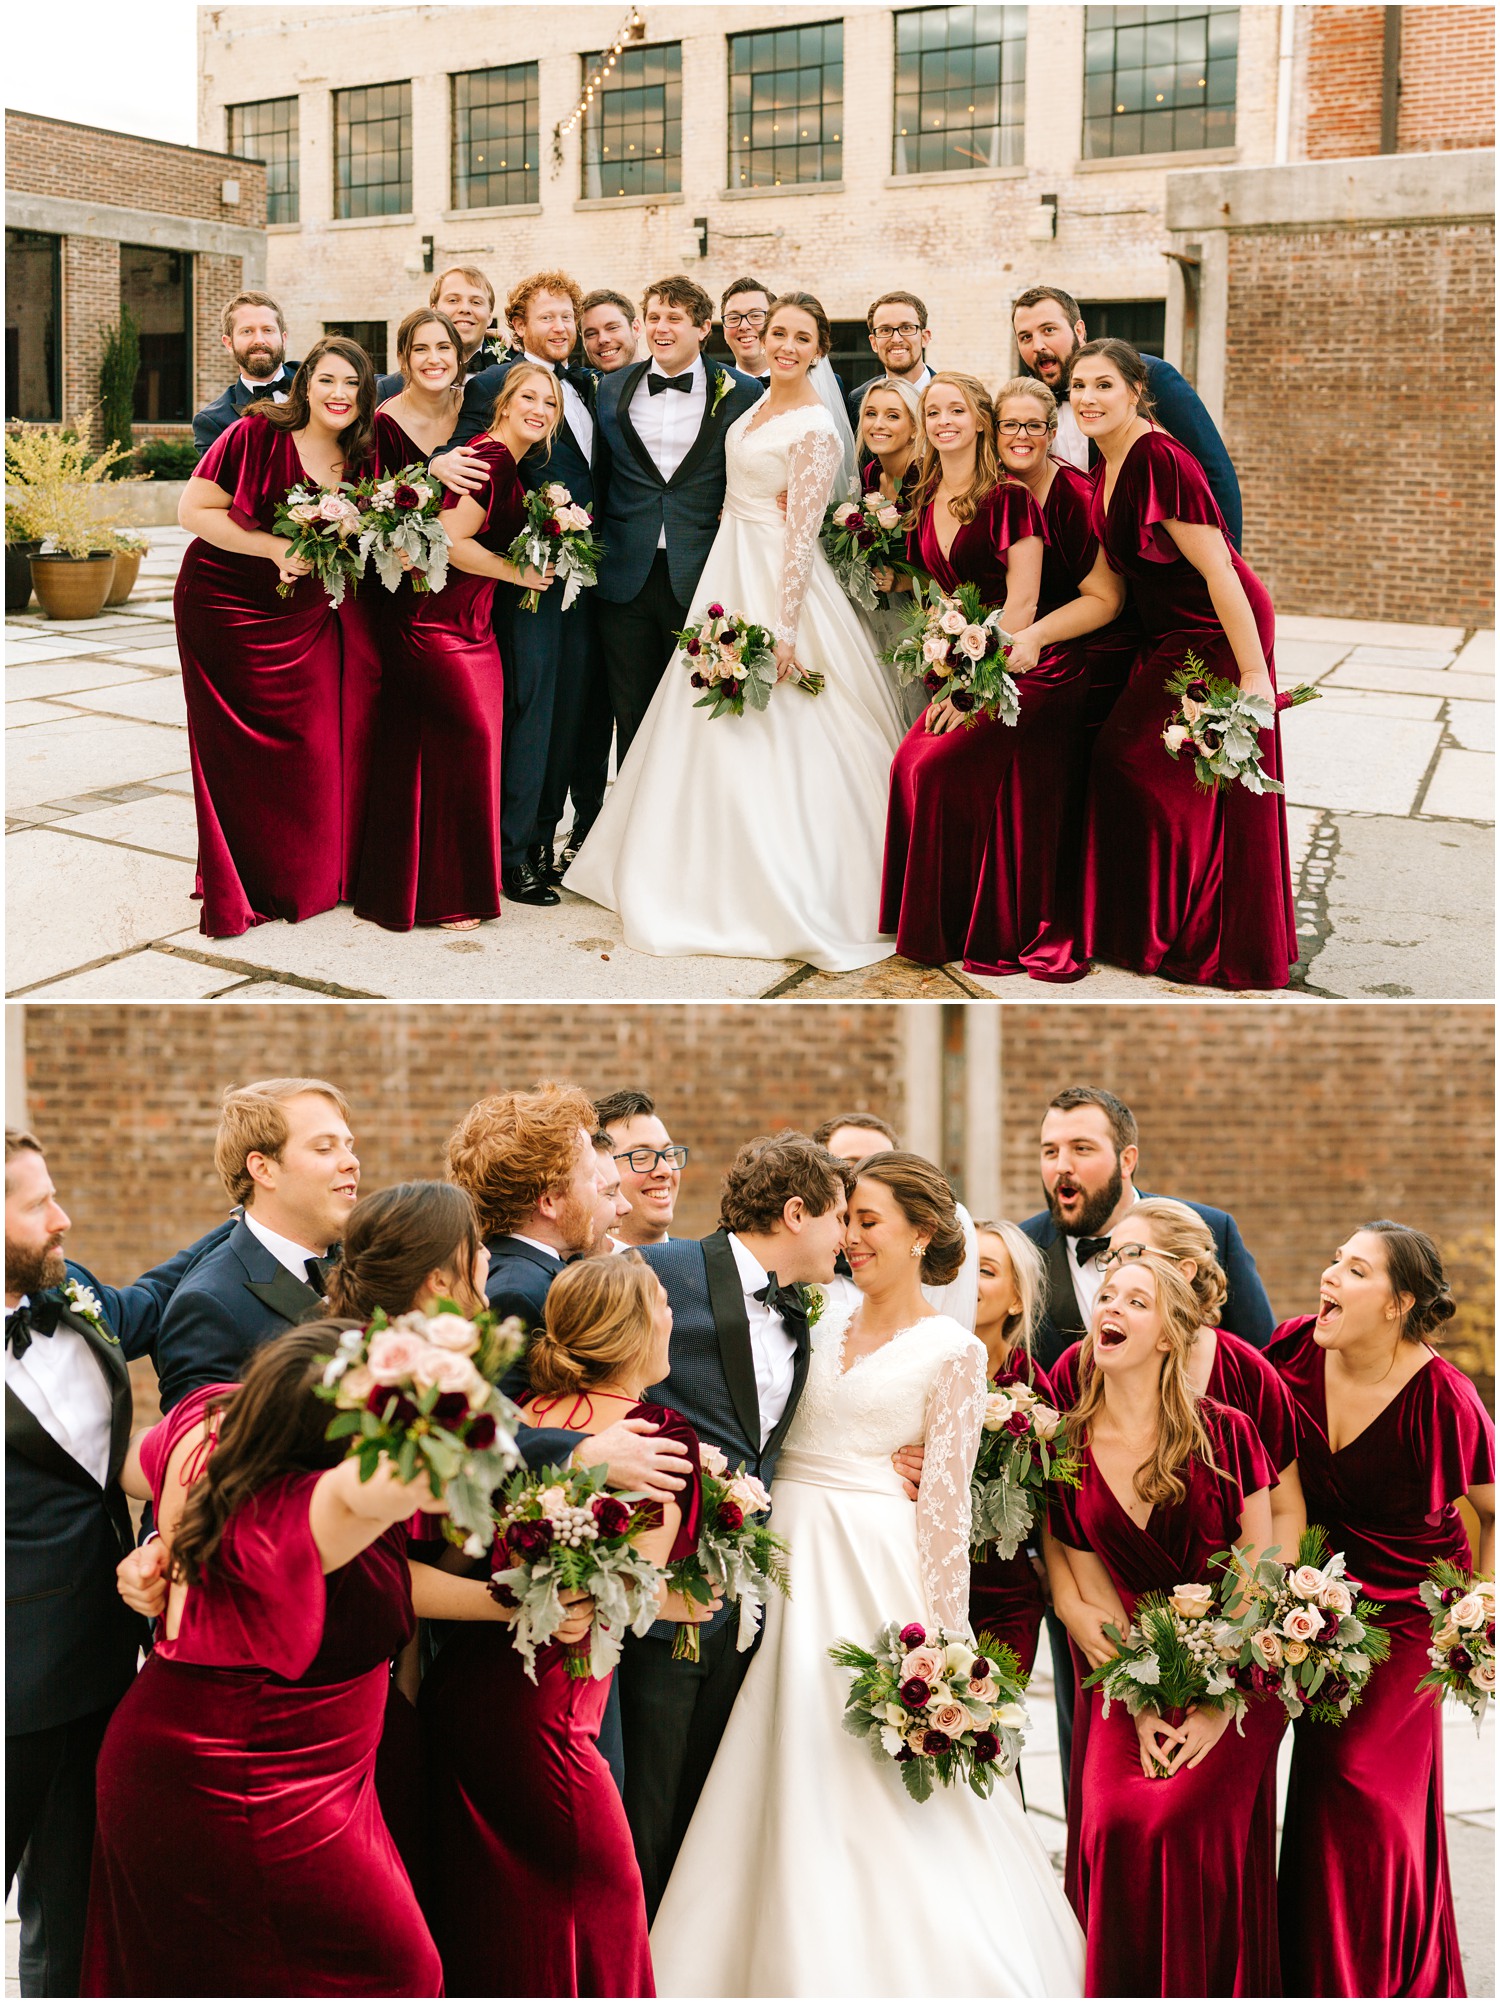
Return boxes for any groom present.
[592,274,762,758]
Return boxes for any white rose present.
[983,1391,1016,1431]
[1030,1402,1063,1441]
[874,504,902,530]
[832,501,857,526]
[1180,695,1203,725]
[1452,1592,1489,1632]
[921,634,950,665]
[699,1443,729,1478]
[1163,723,1189,752]
[1170,1583,1215,1621]
[1290,1565,1328,1600]
[537,1485,571,1522]
[333,1363,375,1409]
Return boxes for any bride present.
[564,293,904,972]
[650,1154,1085,1998]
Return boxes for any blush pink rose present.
[333,1363,375,1409]
[1290,1565,1328,1600]
[1281,1606,1321,1644]
[1469,1661,1496,1693]
[968,1674,1000,1704]
[939,606,968,636]
[930,1701,968,1737]
[1452,1592,1489,1632]
[921,633,950,664]
[899,1646,943,1686]
[412,1347,482,1399]
[1318,1578,1353,1615]
[366,1330,429,1384]
[957,624,988,660]
[1253,1628,1285,1668]
[425,1313,482,1354]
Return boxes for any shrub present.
[135,437,201,481]
[99,309,141,468]
[4,422,133,555]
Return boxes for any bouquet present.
[506,480,601,611]
[272,482,366,606]
[1162,649,1320,794]
[665,1443,790,1661]
[820,494,909,612]
[316,1304,525,1554]
[679,604,824,719]
[354,463,449,593]
[490,1461,664,1681]
[1085,1582,1248,1732]
[1417,1559,1495,1723]
[1215,1527,1390,1723]
[886,579,1018,725]
[829,1621,1029,1803]
[970,1371,1080,1563]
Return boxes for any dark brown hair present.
[849,1151,965,1286]
[1046,1085,1138,1156]
[766,292,831,357]
[581,288,636,320]
[812,1111,899,1149]
[249,336,376,473]
[719,1132,850,1236]
[325,1181,484,1321]
[394,308,463,386]
[721,274,774,313]
[1011,285,1082,328]
[593,1088,657,1129]
[1069,337,1158,420]
[866,289,928,333]
[4,1128,44,1170]
[1360,1221,1457,1341]
[642,274,715,326]
[220,289,287,339]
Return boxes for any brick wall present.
[1222,218,1495,625]
[1303,7,1389,158]
[1397,6,1496,152]
[6,112,267,228]
[193,250,249,418]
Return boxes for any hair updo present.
[1361,1220,1457,1341]
[326,1181,484,1321]
[526,1252,661,1396]
[850,1151,965,1286]
[1124,1198,1228,1325]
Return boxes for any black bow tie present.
[647,371,694,396]
[304,1255,334,1295]
[7,1294,64,1359]
[754,1274,811,1340]
[1074,1236,1112,1267]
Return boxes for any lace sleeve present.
[777,418,844,647]
[915,1337,987,1633]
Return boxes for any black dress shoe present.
[528,841,562,886]
[503,863,560,907]
[560,821,594,869]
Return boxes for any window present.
[1076,298,1166,352]
[893,6,1027,175]
[122,246,192,422]
[323,321,388,375]
[228,97,300,224]
[1082,5,1238,159]
[828,319,884,400]
[5,230,61,421]
[580,42,681,199]
[728,22,843,188]
[334,81,412,218]
[453,63,538,209]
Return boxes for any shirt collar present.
[648,355,705,388]
[508,1231,564,1262]
[727,1233,769,1295]
[242,1210,328,1279]
[239,364,287,391]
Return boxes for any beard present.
[5,1235,66,1299]
[1044,1161,1124,1241]
[236,342,285,380]
[558,1190,600,1259]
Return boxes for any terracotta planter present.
[104,550,143,605]
[28,551,117,621]
[6,540,41,615]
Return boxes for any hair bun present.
[1423,1290,1457,1328]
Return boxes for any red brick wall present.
[5,112,267,228]
[1223,218,1495,625]
[61,236,120,439]
[1304,6,1389,158]
[1398,6,1496,153]
[194,250,251,416]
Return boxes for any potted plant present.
[102,526,150,605]
[99,307,140,465]
[5,423,132,620]
[5,501,41,615]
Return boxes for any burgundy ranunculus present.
[855,528,878,549]
[922,669,944,694]
[717,1500,745,1532]
[1185,678,1211,702]
[1249,1663,1280,1697]
[848,509,867,529]
[1321,1672,1351,1706]
[508,1517,556,1562]
[899,1623,928,1650]
[544,516,563,538]
[894,1745,915,1763]
[367,1386,418,1428]
[394,484,420,509]
[972,1730,1000,1764]
[723,677,742,699]
[706,602,724,618]
[1005,1408,1031,1436]
[487,1578,519,1608]
[593,1495,631,1537]
[969,1654,991,1680]
[950,688,975,713]
[690,671,706,689]
[465,1414,498,1451]
[720,625,738,643]
[921,1728,951,1756]
[1441,1584,1462,1606]
[432,1390,469,1424]
[1201,726,1223,751]
[686,638,702,655]
[1449,1646,1473,1673]
[899,1676,931,1710]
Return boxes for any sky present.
[9,0,200,146]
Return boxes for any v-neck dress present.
[1049,1400,1284,1997]
[1268,1316,1494,1998]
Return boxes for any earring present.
[911,1242,925,1260]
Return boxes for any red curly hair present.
[506,270,584,336]
[445,1082,597,1238]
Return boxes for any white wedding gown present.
[564,403,904,970]
[650,1303,1085,1998]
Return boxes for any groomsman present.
[374,263,510,401]
[590,275,762,757]
[811,1110,899,1160]
[5,1131,221,1996]
[847,291,934,430]
[432,270,606,900]
[155,1078,359,1411]
[719,275,775,390]
[1011,285,1242,545]
[192,292,299,452]
[592,1131,634,1249]
[580,289,643,374]
[593,1088,687,1247]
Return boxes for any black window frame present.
[580,40,683,199]
[323,320,389,376]
[1075,298,1167,353]
[121,244,194,425]
[228,96,301,224]
[334,79,413,219]
[892,5,1028,177]
[728,19,845,190]
[5,228,62,423]
[452,62,540,210]
[1082,4,1239,160]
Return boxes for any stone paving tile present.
[62,792,199,859]
[62,678,188,728]
[1342,644,1457,669]
[1421,748,1495,821]
[145,770,196,794]
[216,980,347,1000]
[1274,638,1352,683]
[18,950,236,1000]
[6,700,61,727]
[1454,631,1495,673]
[1276,615,1467,648]
[6,713,192,811]
[1445,699,1495,752]
[5,829,197,990]
[4,659,156,701]
[960,961,1306,1001]
[1309,689,1443,721]
[1281,709,1444,817]
[96,644,183,672]
[775,959,973,1000]
[1321,663,1497,703]
[1300,817,1494,999]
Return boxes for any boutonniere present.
[801,1284,827,1329]
[62,1278,116,1342]
[710,366,734,417]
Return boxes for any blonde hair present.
[1066,1252,1222,1508]
[993,374,1057,429]
[487,362,563,452]
[972,1218,1045,1360]
[911,371,1016,525]
[857,375,922,450]
[215,1079,350,1208]
[1122,1199,1228,1325]
[527,1252,660,1396]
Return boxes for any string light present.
[557,7,646,140]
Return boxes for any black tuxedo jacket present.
[485,1235,589,1473]
[448,357,602,511]
[155,1217,325,1412]
[192,365,300,455]
[6,1296,146,1735]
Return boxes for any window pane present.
[323,320,388,376]
[334,80,411,217]
[729,20,842,186]
[890,4,1027,176]
[452,64,538,208]
[1081,5,1235,155]
[582,42,682,197]
[122,245,191,422]
[228,97,300,224]
[5,229,61,421]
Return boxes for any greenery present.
[98,308,141,469]
[4,422,132,556]
[134,436,201,481]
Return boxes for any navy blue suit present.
[1124,356,1241,548]
[191,365,299,455]
[155,1216,325,1413]
[373,339,511,409]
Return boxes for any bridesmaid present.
[373,306,466,466]
[855,373,926,724]
[176,336,376,937]
[1268,1222,1494,1998]
[421,1253,708,1999]
[82,1325,451,1996]
[1070,338,1297,990]
[968,1219,1052,1676]
[1045,1254,1285,1997]
[878,372,1114,980]
[352,361,556,933]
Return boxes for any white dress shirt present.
[242,1210,328,1283]
[506,1232,565,1264]
[240,365,289,405]
[630,355,707,548]
[524,351,594,461]
[6,1296,113,1486]
[1053,399,1090,472]
[727,1233,798,1447]
[1067,1239,1109,1330]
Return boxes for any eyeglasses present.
[723,310,767,330]
[873,323,923,341]
[1094,1241,1148,1270]
[613,1145,690,1173]
[997,419,1051,439]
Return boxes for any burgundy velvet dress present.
[1268,1316,1495,1999]
[1050,1402,1285,1998]
[353,419,521,930]
[1080,429,1297,990]
[81,1387,440,1998]
[421,1400,704,1998]
[969,1352,1052,1675]
[880,481,1090,980]
[176,412,374,938]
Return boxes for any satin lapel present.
[667,368,730,492]
[1046,1233,1085,1340]
[761,1317,811,1466]
[5,1383,102,1492]
[702,1230,760,1454]
[245,1265,322,1327]
[612,362,663,484]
